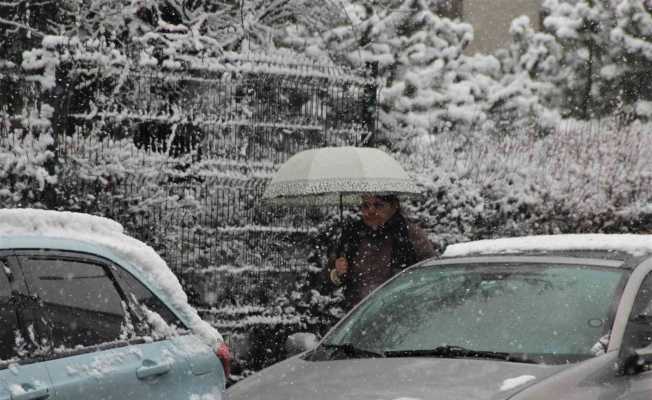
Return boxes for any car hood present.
[228,355,570,400]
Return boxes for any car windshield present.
[318,262,627,364]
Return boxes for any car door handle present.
[136,360,172,379]
[10,384,49,400]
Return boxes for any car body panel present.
[230,250,652,400]
[170,334,223,377]
[608,256,652,353]
[509,351,640,400]
[620,370,652,400]
[43,339,219,400]
[228,354,568,400]
[0,364,53,400]
[0,235,226,400]
[45,342,171,400]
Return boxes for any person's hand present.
[335,257,349,276]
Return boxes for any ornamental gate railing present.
[0,46,377,336]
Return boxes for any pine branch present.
[257,0,291,23]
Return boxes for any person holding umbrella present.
[328,193,435,310]
[262,146,434,309]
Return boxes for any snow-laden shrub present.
[402,118,652,248]
[0,130,57,207]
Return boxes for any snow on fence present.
[0,47,376,337]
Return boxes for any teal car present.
[0,210,229,400]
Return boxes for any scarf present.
[338,212,418,272]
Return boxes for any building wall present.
[462,0,543,55]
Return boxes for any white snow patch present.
[189,387,224,400]
[285,332,319,354]
[443,234,652,258]
[500,375,536,391]
[636,101,652,117]
[8,384,27,395]
[64,347,146,379]
[389,398,423,400]
[144,307,179,340]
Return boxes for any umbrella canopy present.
[262,146,420,207]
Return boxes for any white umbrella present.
[262,146,420,211]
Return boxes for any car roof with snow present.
[0,208,221,347]
[2,234,171,295]
[3,235,136,264]
[433,234,652,269]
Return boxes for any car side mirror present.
[285,332,319,357]
[622,346,652,375]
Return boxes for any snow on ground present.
[443,233,652,257]
[0,208,221,346]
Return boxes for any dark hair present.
[378,194,401,210]
[377,194,399,202]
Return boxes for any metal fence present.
[0,50,377,331]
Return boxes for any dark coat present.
[326,213,435,309]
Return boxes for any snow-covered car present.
[0,209,230,400]
[228,234,652,400]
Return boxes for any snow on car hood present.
[228,355,568,400]
[0,208,221,346]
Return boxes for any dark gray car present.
[229,234,652,400]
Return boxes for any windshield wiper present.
[384,345,539,364]
[321,343,385,359]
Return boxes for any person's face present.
[359,195,398,229]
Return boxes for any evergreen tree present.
[0,0,76,63]
[492,15,563,132]
[541,0,617,119]
[378,0,476,138]
[309,0,496,143]
[1,0,76,118]
[608,0,652,120]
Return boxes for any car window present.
[623,272,652,349]
[20,256,130,350]
[324,263,625,364]
[0,258,20,362]
[111,265,187,333]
